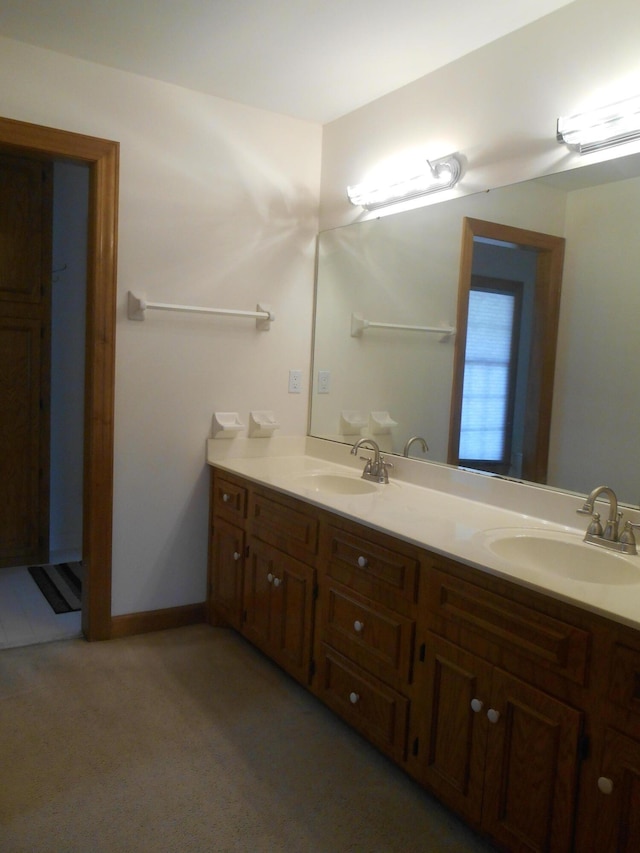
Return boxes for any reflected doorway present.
[448,218,565,484]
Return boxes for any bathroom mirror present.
[310,151,640,505]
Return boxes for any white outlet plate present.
[288,369,303,393]
[318,370,331,393]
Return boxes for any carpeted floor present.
[0,625,496,852]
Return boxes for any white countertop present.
[206,436,640,631]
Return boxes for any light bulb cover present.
[557,95,640,154]
[347,154,462,210]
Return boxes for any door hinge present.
[309,659,316,680]
[578,733,590,761]
[245,544,250,558]
[242,608,247,623]
[313,582,319,601]
[419,642,426,663]
[412,736,419,757]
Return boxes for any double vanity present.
[206,436,640,852]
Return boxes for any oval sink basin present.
[481,528,640,586]
[293,473,378,496]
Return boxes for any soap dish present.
[248,410,280,438]
[211,412,245,439]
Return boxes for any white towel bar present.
[127,292,274,330]
[350,313,454,339]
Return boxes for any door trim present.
[0,116,118,640]
[448,217,565,484]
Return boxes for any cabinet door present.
[591,728,640,852]
[483,669,582,853]
[210,517,245,629]
[412,633,491,824]
[270,549,315,684]
[243,537,315,685]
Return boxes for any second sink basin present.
[293,473,379,496]
[480,528,640,586]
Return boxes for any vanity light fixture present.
[557,95,640,154]
[347,153,462,211]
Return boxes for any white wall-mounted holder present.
[248,411,280,438]
[211,412,245,439]
[127,292,274,330]
[339,411,367,435]
[351,312,454,342]
[369,411,398,435]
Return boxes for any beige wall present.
[0,36,321,615]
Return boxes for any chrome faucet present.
[351,437,393,484]
[403,436,429,457]
[577,485,638,554]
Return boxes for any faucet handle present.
[586,512,603,536]
[620,520,640,554]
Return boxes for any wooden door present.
[270,551,315,683]
[590,728,640,852]
[483,668,582,853]
[242,537,275,653]
[0,153,52,568]
[412,633,491,824]
[210,516,245,630]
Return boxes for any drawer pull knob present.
[353,620,364,633]
[233,551,241,561]
[470,698,484,713]
[357,555,368,568]
[273,577,281,588]
[267,573,274,583]
[222,493,231,503]
[487,708,500,724]
[597,776,614,795]
[349,692,360,705]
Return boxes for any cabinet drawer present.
[317,645,409,762]
[323,525,419,609]
[249,490,318,561]
[213,474,247,522]
[426,567,590,685]
[322,581,415,687]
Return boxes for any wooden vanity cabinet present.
[244,485,319,685]
[575,629,640,851]
[312,519,421,763]
[208,472,248,630]
[409,559,589,853]
[208,467,640,852]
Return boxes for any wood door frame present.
[0,116,118,640]
[448,217,565,484]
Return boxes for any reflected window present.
[458,277,522,474]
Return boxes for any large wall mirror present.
[310,151,640,506]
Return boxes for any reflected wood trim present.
[0,116,119,640]
[448,217,565,484]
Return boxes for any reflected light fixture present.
[557,95,640,154]
[347,153,462,211]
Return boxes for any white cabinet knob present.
[357,555,368,568]
[233,551,241,561]
[349,692,360,704]
[273,577,281,588]
[222,493,231,503]
[267,573,274,583]
[353,620,364,633]
[470,698,484,713]
[597,776,614,795]
[487,708,500,724]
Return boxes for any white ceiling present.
[0,0,576,124]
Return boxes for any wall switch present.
[318,370,331,394]
[288,369,303,393]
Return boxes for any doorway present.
[0,117,118,641]
[448,217,565,484]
